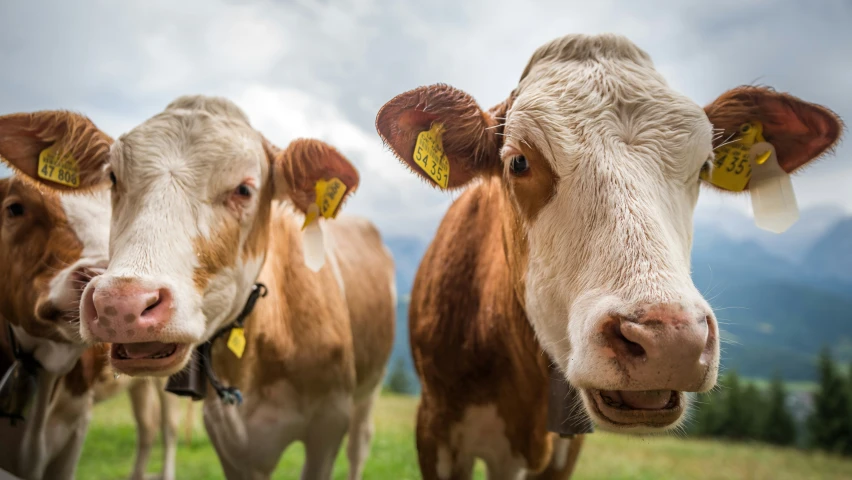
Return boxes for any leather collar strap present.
[5,324,40,372]
[547,360,594,437]
[0,324,40,425]
[165,283,267,406]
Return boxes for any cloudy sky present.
[1,0,849,240]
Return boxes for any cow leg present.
[156,381,179,480]
[415,400,474,480]
[484,461,526,480]
[204,398,294,480]
[128,379,158,480]
[42,409,92,480]
[526,436,585,480]
[18,372,61,480]
[301,405,349,480]
[346,388,379,480]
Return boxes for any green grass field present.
[77,393,852,480]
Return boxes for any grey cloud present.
[0,0,849,239]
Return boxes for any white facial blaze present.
[503,35,715,381]
[43,189,112,341]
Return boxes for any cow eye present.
[109,172,117,187]
[235,184,252,198]
[509,155,530,176]
[5,203,24,218]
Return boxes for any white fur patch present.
[436,445,453,480]
[445,404,527,477]
[551,436,571,471]
[60,189,110,259]
[11,325,84,375]
[302,220,326,272]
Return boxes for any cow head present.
[376,34,843,432]
[0,98,359,376]
[0,141,110,375]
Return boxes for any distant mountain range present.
[385,206,852,384]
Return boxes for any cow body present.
[375,33,843,479]
[203,213,395,479]
[410,178,582,479]
[0,176,180,480]
[0,97,396,479]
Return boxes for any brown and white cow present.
[0,97,397,479]
[375,33,844,478]
[0,173,181,480]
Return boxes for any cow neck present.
[165,282,267,405]
[498,180,596,438]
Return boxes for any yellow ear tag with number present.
[412,122,450,189]
[38,146,80,188]
[701,121,766,191]
[227,327,246,359]
[301,178,347,230]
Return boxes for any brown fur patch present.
[0,177,85,343]
[240,149,275,263]
[0,111,113,192]
[192,218,241,292]
[375,84,504,189]
[506,142,557,221]
[64,344,110,396]
[410,179,558,474]
[325,217,396,393]
[704,86,844,175]
[398,92,584,476]
[199,149,393,412]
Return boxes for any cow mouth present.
[110,342,190,375]
[586,389,684,429]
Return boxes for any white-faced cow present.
[0,173,182,480]
[375,33,843,479]
[0,97,397,479]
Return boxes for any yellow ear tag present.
[301,178,347,230]
[701,121,766,191]
[412,122,450,189]
[226,327,246,359]
[37,146,80,188]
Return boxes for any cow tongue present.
[618,390,673,410]
[121,342,175,359]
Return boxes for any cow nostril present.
[141,288,172,317]
[606,319,647,359]
[143,296,161,314]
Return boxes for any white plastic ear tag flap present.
[748,142,799,233]
[302,203,326,272]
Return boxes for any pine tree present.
[808,348,852,455]
[741,382,764,440]
[691,391,724,437]
[384,357,415,395]
[720,370,751,440]
[761,373,797,446]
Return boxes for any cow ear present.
[705,86,843,175]
[375,84,503,190]
[271,138,359,216]
[0,111,112,192]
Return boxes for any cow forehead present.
[506,41,713,179]
[113,109,267,192]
